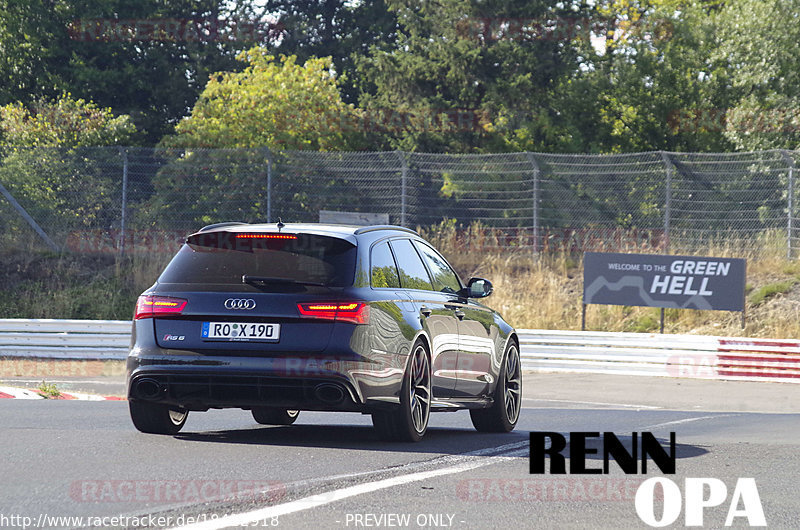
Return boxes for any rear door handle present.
[420,306,432,317]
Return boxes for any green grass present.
[748,279,798,306]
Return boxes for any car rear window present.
[158,232,357,287]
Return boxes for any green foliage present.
[575,1,733,153]
[356,0,587,153]
[0,95,135,147]
[261,0,398,103]
[714,0,800,150]
[36,381,61,398]
[138,148,269,230]
[0,0,249,144]
[164,51,360,150]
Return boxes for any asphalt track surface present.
[0,373,797,529]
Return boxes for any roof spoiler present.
[353,225,418,235]
[197,221,248,232]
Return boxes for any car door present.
[388,238,459,398]
[413,241,496,398]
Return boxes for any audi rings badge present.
[224,298,256,310]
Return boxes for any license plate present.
[201,322,280,342]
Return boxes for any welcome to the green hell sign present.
[583,252,746,312]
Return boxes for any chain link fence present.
[0,147,798,256]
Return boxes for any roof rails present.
[353,225,419,236]
[198,221,248,232]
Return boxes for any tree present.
[0,0,257,144]
[146,50,365,230]
[0,95,135,147]
[566,0,733,153]
[355,0,591,153]
[162,49,359,150]
[714,0,800,150]
[259,0,398,103]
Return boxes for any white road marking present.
[169,441,529,530]
[524,398,661,410]
[0,379,122,385]
[639,414,741,431]
[0,386,44,399]
[62,391,106,401]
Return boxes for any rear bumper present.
[128,370,363,411]
[127,349,406,412]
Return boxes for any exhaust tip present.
[135,378,163,400]
[314,383,345,404]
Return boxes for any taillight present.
[297,302,369,324]
[135,295,187,320]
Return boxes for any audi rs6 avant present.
[127,223,521,441]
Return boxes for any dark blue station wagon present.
[127,223,521,441]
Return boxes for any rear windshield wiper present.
[242,275,328,287]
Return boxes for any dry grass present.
[422,222,800,339]
[0,250,173,320]
[5,222,800,338]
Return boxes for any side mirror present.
[462,277,493,299]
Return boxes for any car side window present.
[370,241,401,288]
[414,241,461,294]
[389,239,434,291]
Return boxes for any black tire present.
[470,340,522,433]
[252,408,299,425]
[372,340,432,442]
[129,401,188,435]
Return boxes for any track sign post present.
[583,252,746,332]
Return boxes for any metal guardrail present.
[0,319,130,360]
[1,320,798,383]
[519,330,800,383]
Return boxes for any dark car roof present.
[191,222,418,242]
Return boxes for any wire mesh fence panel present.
[271,151,404,224]
[1,147,800,257]
[785,150,800,257]
[535,152,668,252]
[0,147,124,253]
[667,151,790,254]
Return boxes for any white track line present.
[524,398,661,410]
[61,391,106,401]
[639,414,741,431]
[169,441,529,530]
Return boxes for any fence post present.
[781,150,795,258]
[660,151,673,252]
[119,147,128,255]
[525,152,540,254]
[266,147,272,223]
[396,150,408,227]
